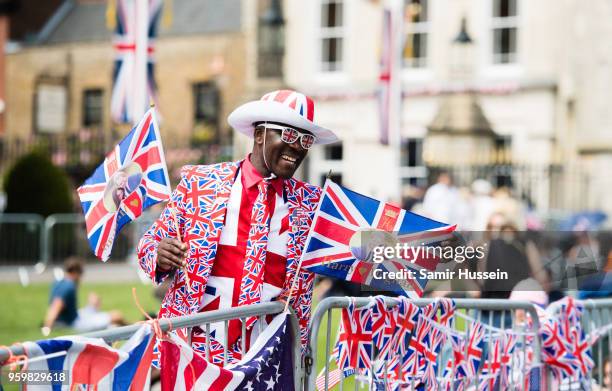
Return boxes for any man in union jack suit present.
[138,90,338,365]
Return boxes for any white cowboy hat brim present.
[228,100,338,145]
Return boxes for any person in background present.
[492,186,527,230]
[469,179,495,231]
[421,171,459,224]
[401,184,424,212]
[509,277,549,323]
[42,257,125,336]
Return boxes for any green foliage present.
[3,151,73,216]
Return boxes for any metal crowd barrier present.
[547,297,612,389]
[0,302,303,391]
[0,213,44,265]
[0,213,140,266]
[306,296,543,391]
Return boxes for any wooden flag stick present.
[284,208,307,313]
[169,205,191,294]
[284,174,332,312]
[283,256,303,313]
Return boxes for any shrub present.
[4,151,73,216]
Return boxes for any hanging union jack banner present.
[78,108,171,261]
[336,300,373,377]
[301,179,455,297]
[22,324,156,390]
[111,0,163,124]
[445,321,485,382]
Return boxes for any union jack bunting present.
[335,301,373,377]
[524,366,546,391]
[540,297,594,383]
[479,333,505,391]
[301,180,455,297]
[392,296,420,359]
[420,299,455,388]
[479,331,521,391]
[371,296,398,362]
[445,321,485,380]
[399,300,452,385]
[499,333,518,389]
[373,356,402,391]
[558,297,594,377]
[540,317,578,380]
[111,0,163,123]
[78,108,170,260]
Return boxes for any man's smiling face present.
[253,123,311,179]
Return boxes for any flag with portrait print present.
[301,179,455,298]
[78,108,170,261]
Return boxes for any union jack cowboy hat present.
[228,90,339,145]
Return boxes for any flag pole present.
[133,0,148,125]
[391,0,404,205]
[169,206,191,294]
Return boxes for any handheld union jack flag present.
[335,300,373,377]
[78,108,170,261]
[301,180,455,297]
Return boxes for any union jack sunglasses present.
[262,123,317,150]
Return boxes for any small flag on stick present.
[78,108,171,261]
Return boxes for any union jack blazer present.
[137,159,320,359]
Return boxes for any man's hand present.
[157,238,188,272]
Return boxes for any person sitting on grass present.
[41,257,125,336]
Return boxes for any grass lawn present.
[0,282,160,346]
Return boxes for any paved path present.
[0,260,149,284]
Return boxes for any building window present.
[401,138,427,187]
[192,82,220,145]
[401,138,423,167]
[492,0,518,64]
[320,0,344,72]
[257,0,285,78]
[324,143,343,160]
[494,135,512,187]
[82,89,103,127]
[403,0,429,68]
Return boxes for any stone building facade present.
[282,0,612,217]
[1,0,251,180]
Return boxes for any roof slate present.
[39,0,242,45]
